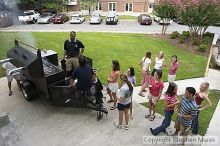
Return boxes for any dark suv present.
[106,11,118,25]
[138,14,152,25]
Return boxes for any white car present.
[89,13,102,24]
[69,14,85,24]
[37,13,55,24]
[18,10,40,23]
[154,16,172,25]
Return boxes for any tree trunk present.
[201,26,208,37]
[162,25,165,35]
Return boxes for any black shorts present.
[117,102,131,111]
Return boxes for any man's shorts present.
[65,57,79,72]
[174,118,191,136]
[7,74,20,82]
[107,82,118,93]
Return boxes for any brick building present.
[96,0,155,14]
[66,0,81,11]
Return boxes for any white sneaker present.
[125,125,129,130]
[114,122,122,129]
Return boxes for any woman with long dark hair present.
[150,82,179,135]
[138,51,151,97]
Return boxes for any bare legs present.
[118,108,129,125]
[8,81,12,96]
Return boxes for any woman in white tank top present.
[151,51,166,76]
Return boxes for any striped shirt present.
[178,96,197,126]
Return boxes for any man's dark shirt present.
[64,39,84,57]
[71,64,94,91]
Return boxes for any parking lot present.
[1,20,220,36]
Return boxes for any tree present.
[153,0,178,35]
[80,0,99,15]
[178,0,220,37]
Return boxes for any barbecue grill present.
[4,39,108,120]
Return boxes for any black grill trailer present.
[3,39,108,120]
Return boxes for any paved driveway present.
[0,77,178,146]
[1,20,220,37]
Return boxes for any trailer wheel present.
[20,81,35,101]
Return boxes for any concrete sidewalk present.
[132,68,220,104]
[0,68,219,146]
[132,68,220,146]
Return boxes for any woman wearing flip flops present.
[146,69,164,121]
[106,60,120,110]
[138,51,152,97]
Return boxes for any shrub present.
[170,31,180,39]
[202,36,212,45]
[198,44,208,52]
[181,31,190,38]
[179,35,187,43]
[192,37,202,46]
[203,32,214,38]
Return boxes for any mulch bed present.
[146,34,210,57]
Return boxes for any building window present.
[96,3,102,11]
[108,2,116,11]
[68,0,77,5]
[125,3,133,12]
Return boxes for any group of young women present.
[105,51,212,135]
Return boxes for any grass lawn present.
[118,15,137,20]
[142,90,220,136]
[0,32,208,84]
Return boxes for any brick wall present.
[100,0,149,13]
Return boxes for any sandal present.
[149,115,156,121]
[110,106,116,110]
[145,114,151,118]
[107,100,114,103]
[138,92,145,97]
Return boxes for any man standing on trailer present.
[64,31,85,83]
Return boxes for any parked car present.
[154,16,172,25]
[89,13,102,24]
[37,13,55,24]
[138,14,152,25]
[106,11,118,25]
[52,14,69,24]
[69,14,85,24]
[0,11,14,27]
[18,10,40,23]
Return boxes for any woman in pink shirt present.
[146,70,164,121]
[168,55,179,82]
[150,82,179,135]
